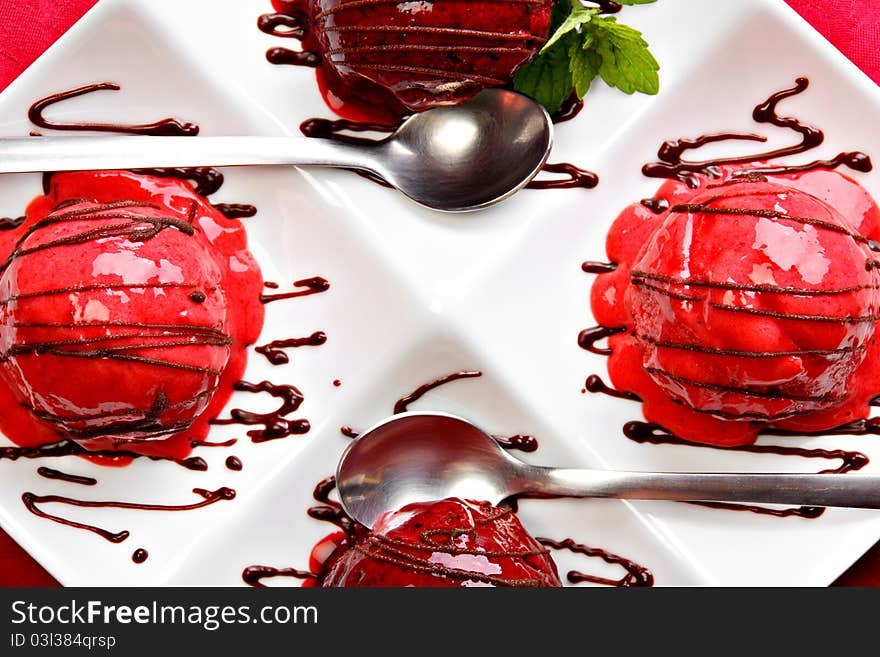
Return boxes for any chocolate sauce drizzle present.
[36,466,97,486]
[242,565,317,587]
[28,85,256,211]
[256,330,327,365]
[267,47,321,67]
[1,439,208,471]
[528,163,599,190]
[21,487,235,543]
[132,548,148,564]
[0,216,26,231]
[191,437,238,448]
[308,475,356,535]
[393,370,483,413]
[340,426,360,439]
[337,371,540,453]
[642,77,873,187]
[492,434,539,453]
[28,83,199,136]
[577,325,626,355]
[257,7,319,69]
[584,374,641,402]
[210,380,310,442]
[537,536,653,587]
[260,277,330,304]
[640,197,669,214]
[552,94,585,124]
[257,12,306,39]
[225,456,243,471]
[131,167,224,197]
[211,203,258,219]
[581,261,617,275]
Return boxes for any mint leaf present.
[569,34,602,98]
[514,31,576,114]
[512,1,660,112]
[540,1,599,54]
[589,16,659,95]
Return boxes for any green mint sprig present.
[513,0,660,114]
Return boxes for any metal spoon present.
[0,89,552,212]
[336,411,880,528]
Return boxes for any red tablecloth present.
[0,0,879,587]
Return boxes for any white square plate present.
[1,0,879,586]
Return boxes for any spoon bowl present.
[336,412,521,528]
[381,89,553,211]
[337,411,880,529]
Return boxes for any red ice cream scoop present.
[630,181,880,421]
[318,498,561,587]
[591,171,880,445]
[276,0,553,122]
[0,171,264,455]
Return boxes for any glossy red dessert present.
[591,167,880,446]
[0,171,264,459]
[314,498,561,587]
[272,0,553,123]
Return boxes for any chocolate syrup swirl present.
[552,94,585,124]
[255,330,327,365]
[210,380,310,442]
[300,117,396,144]
[584,374,641,402]
[191,437,238,448]
[528,163,599,190]
[537,536,653,587]
[577,325,626,355]
[28,85,253,210]
[642,78,873,186]
[0,216,26,231]
[260,277,330,304]
[257,12,306,39]
[393,370,483,413]
[36,466,97,486]
[622,420,869,518]
[266,47,321,67]
[492,434,539,453]
[132,168,224,197]
[22,487,235,543]
[132,548,149,564]
[581,261,617,275]
[308,475,356,535]
[1,439,207,471]
[242,565,317,587]
[28,83,199,136]
[592,0,623,14]
[225,456,243,471]
[640,197,669,214]
[341,370,542,452]
[212,203,258,219]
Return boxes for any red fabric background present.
[0,0,879,586]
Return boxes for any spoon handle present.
[0,135,383,175]
[530,468,880,509]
